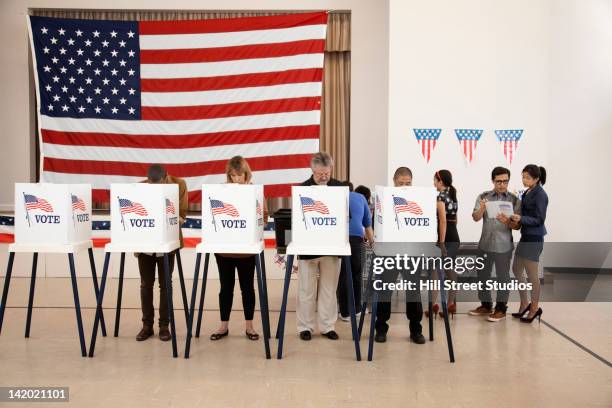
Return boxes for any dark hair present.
[355,185,371,202]
[522,164,547,185]
[147,164,167,183]
[342,180,354,192]
[434,169,457,202]
[491,166,511,181]
[393,167,413,181]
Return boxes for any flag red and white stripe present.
[31,12,328,203]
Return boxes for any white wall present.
[0,0,389,211]
[388,0,612,246]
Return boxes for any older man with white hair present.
[297,152,344,341]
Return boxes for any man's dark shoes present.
[374,331,387,343]
[159,326,171,342]
[410,332,426,344]
[322,330,339,340]
[136,326,154,341]
[299,330,312,341]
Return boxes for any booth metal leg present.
[176,250,190,327]
[358,256,375,339]
[24,252,38,338]
[343,256,362,361]
[89,253,111,357]
[195,253,209,338]
[367,290,379,361]
[438,268,455,363]
[88,247,107,337]
[163,253,178,358]
[68,253,87,357]
[428,269,434,341]
[255,254,271,359]
[0,252,15,335]
[276,255,294,359]
[259,251,271,340]
[114,252,125,337]
[184,253,202,359]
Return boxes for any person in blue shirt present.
[499,164,548,324]
[337,182,374,321]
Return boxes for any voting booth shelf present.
[0,183,104,357]
[184,184,272,359]
[89,184,188,359]
[276,186,361,361]
[359,186,455,362]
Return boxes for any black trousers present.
[215,255,256,322]
[375,267,423,335]
[337,236,365,318]
[138,252,175,327]
[478,249,513,312]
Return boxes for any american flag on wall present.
[455,128,482,164]
[495,129,523,164]
[28,13,328,203]
[413,129,441,163]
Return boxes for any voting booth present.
[185,183,271,360]
[107,183,180,253]
[286,186,350,256]
[198,184,265,254]
[360,185,455,363]
[276,185,361,361]
[13,183,92,250]
[1,183,99,357]
[89,183,185,359]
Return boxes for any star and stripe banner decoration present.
[455,128,483,164]
[495,129,523,164]
[413,129,441,163]
[28,13,328,203]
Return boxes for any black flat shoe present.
[299,330,312,341]
[410,333,426,344]
[210,330,229,340]
[322,330,339,340]
[245,331,259,341]
[374,332,387,343]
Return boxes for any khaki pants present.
[297,256,341,334]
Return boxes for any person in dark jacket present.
[500,164,548,324]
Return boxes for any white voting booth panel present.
[12,183,92,252]
[287,186,350,256]
[199,184,265,254]
[107,184,179,253]
[374,186,438,256]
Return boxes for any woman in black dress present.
[427,170,460,318]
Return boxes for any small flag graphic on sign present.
[118,198,148,216]
[71,194,86,211]
[455,129,482,163]
[375,195,382,212]
[393,196,423,215]
[495,129,523,164]
[24,194,54,212]
[210,199,239,217]
[300,196,329,214]
[165,198,176,214]
[413,129,441,163]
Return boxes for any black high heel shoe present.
[520,307,542,324]
[512,303,531,318]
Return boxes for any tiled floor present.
[0,277,610,407]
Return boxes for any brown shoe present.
[159,326,171,342]
[136,326,154,341]
[468,305,492,316]
[487,310,506,322]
